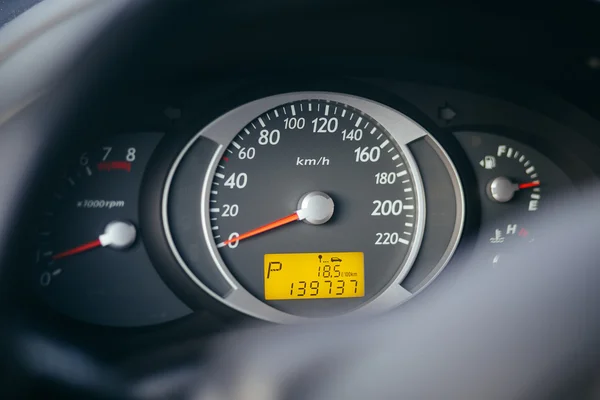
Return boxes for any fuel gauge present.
[485,145,541,212]
[455,131,574,268]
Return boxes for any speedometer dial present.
[163,92,449,323]
[208,99,421,317]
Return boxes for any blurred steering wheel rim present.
[1,1,600,399]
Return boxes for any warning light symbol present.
[518,228,529,237]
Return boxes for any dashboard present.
[16,72,598,348]
[2,1,600,398]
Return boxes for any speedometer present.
[207,98,422,317]
[162,92,464,323]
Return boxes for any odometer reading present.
[264,252,364,300]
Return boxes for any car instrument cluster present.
[30,80,592,327]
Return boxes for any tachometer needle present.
[51,221,137,260]
[219,212,300,248]
[52,239,102,260]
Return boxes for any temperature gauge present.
[487,223,535,267]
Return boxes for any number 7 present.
[102,146,112,161]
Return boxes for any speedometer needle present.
[217,191,336,248]
[219,212,301,247]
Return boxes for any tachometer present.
[35,133,191,327]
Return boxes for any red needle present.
[220,212,300,247]
[52,239,102,260]
[518,181,541,190]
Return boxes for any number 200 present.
[372,200,403,216]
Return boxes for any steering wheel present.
[1,1,600,398]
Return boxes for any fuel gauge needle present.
[518,181,541,190]
[489,177,541,203]
[51,221,137,260]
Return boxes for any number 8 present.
[126,148,136,162]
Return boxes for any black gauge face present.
[163,92,466,323]
[208,99,421,317]
[455,131,574,267]
[35,133,191,327]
